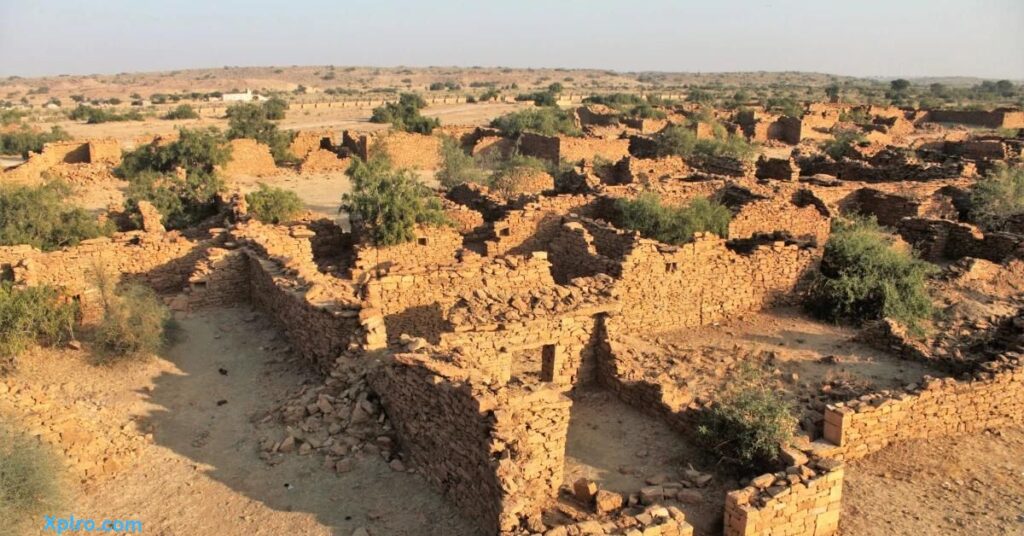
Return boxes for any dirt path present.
[840,426,1024,536]
[19,307,471,536]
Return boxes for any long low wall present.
[821,355,1024,460]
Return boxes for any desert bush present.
[0,421,63,531]
[68,105,142,124]
[262,97,288,120]
[0,283,78,374]
[821,129,867,160]
[118,128,230,230]
[162,104,199,120]
[435,136,487,189]
[0,124,70,157]
[225,102,296,165]
[583,93,666,119]
[968,164,1024,231]
[92,270,169,362]
[696,365,795,473]
[613,193,731,245]
[369,93,440,134]
[490,107,581,138]
[653,124,757,162]
[0,181,112,250]
[805,217,936,331]
[245,184,303,224]
[341,157,448,246]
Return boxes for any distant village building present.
[221,89,266,103]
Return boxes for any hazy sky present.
[1,0,1022,79]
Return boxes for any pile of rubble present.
[447,273,617,327]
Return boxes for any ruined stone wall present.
[221,139,278,177]
[369,354,571,535]
[363,253,556,345]
[3,139,121,183]
[559,137,630,164]
[289,130,337,158]
[728,196,830,245]
[372,132,441,170]
[299,150,350,173]
[822,357,1024,461]
[87,139,121,165]
[178,247,251,310]
[472,135,515,161]
[483,195,595,260]
[439,313,604,387]
[614,235,816,334]
[518,132,560,164]
[351,224,463,277]
[0,232,208,301]
[926,109,1020,128]
[723,464,844,536]
[547,221,623,282]
[341,131,369,160]
[896,218,1023,263]
[754,157,799,181]
[442,200,485,233]
[246,254,362,372]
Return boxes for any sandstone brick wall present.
[372,131,441,169]
[728,193,831,245]
[299,150,350,173]
[369,353,572,535]
[363,253,556,345]
[3,139,121,183]
[612,156,689,183]
[613,234,816,334]
[559,137,631,164]
[351,224,463,277]
[518,132,560,164]
[221,139,279,177]
[896,218,1023,263]
[821,356,1024,460]
[844,189,957,227]
[547,221,622,282]
[87,139,122,165]
[341,131,369,160]
[289,130,337,158]
[178,247,250,310]
[926,109,1023,129]
[723,464,844,536]
[472,135,515,161]
[755,157,800,181]
[483,195,595,261]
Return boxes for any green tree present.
[805,217,936,332]
[369,93,440,134]
[613,194,731,245]
[245,184,304,223]
[890,79,911,93]
[341,157,448,246]
[225,102,295,164]
[162,104,199,120]
[0,181,112,250]
[490,107,581,137]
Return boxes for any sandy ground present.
[840,426,1024,536]
[37,101,529,145]
[12,307,473,536]
[564,388,732,536]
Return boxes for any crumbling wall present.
[351,224,463,277]
[613,156,689,183]
[517,132,560,164]
[370,353,572,535]
[755,156,800,181]
[87,139,121,165]
[472,135,515,161]
[299,150,350,173]
[221,139,278,177]
[614,235,815,334]
[728,192,831,245]
[363,253,556,345]
[723,464,844,536]
[3,138,121,183]
[926,109,1024,129]
[484,195,595,260]
[372,132,441,170]
[896,218,1022,263]
[289,129,338,158]
[821,356,1024,460]
[342,131,369,160]
[559,137,630,163]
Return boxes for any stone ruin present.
[5,98,1024,536]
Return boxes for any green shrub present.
[162,104,199,120]
[0,125,71,157]
[582,93,666,119]
[613,194,731,245]
[369,93,440,134]
[696,366,795,473]
[0,283,78,374]
[68,105,142,124]
[0,181,112,250]
[93,279,169,362]
[515,90,558,107]
[821,130,867,160]
[262,97,288,120]
[653,124,757,162]
[341,157,448,246]
[0,421,63,531]
[118,128,231,230]
[225,102,296,165]
[245,184,303,223]
[805,217,936,331]
[435,136,487,189]
[490,107,581,137]
[968,165,1024,231]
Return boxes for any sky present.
[0,0,1022,79]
